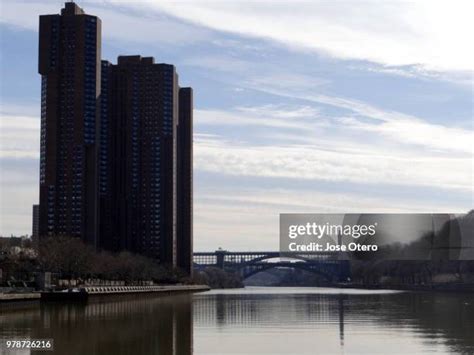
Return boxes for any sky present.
[0,0,472,250]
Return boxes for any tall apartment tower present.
[38,2,101,245]
[100,56,193,272]
[38,3,193,274]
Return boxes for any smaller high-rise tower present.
[100,56,181,267]
[177,88,193,275]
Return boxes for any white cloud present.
[1,0,472,244]
[194,187,469,250]
[196,105,328,131]
[194,101,473,193]
[0,110,39,235]
[0,189,37,237]
[338,115,473,155]
[0,1,212,45]
[137,0,473,73]
[181,55,252,73]
[0,113,39,158]
[197,100,474,156]
[4,1,472,78]
[194,134,471,191]
[348,63,473,85]
[230,74,474,155]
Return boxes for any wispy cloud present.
[1,0,472,244]
[0,1,213,45]
[348,63,473,86]
[194,134,471,191]
[0,113,39,158]
[139,0,473,73]
[194,186,469,250]
[196,105,327,131]
[197,99,474,155]
[194,98,473,195]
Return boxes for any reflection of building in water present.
[2,292,474,354]
[28,295,193,355]
[193,293,346,346]
[194,294,343,325]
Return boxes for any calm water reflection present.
[0,287,473,354]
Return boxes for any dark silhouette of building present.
[32,204,39,243]
[38,3,193,274]
[99,55,182,268]
[38,2,101,246]
[178,88,193,275]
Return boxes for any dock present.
[0,285,210,303]
[40,284,210,301]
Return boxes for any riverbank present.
[0,284,210,303]
[0,292,40,301]
[337,282,474,293]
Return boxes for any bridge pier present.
[215,249,226,269]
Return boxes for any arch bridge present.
[193,250,350,281]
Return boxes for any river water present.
[0,287,473,354]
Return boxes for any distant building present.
[38,3,193,274]
[32,204,39,242]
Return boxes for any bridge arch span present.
[235,254,317,267]
[240,262,336,281]
[193,250,351,282]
